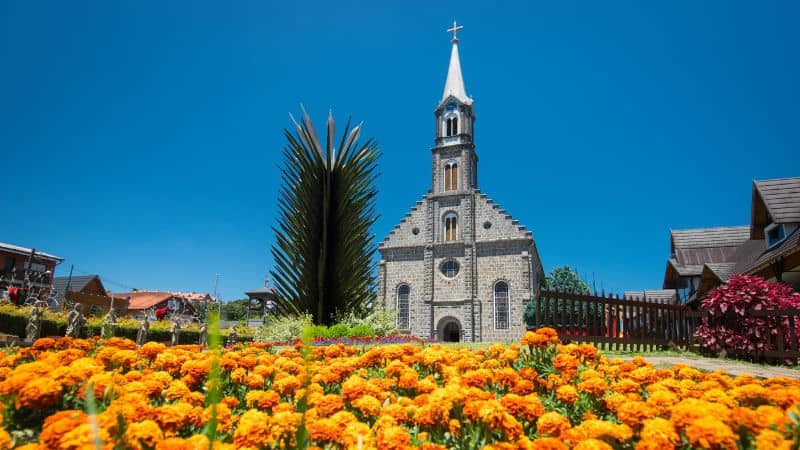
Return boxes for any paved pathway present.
[631,355,800,379]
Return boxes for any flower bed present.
[0,329,798,449]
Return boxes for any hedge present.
[0,302,254,344]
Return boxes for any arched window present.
[445,115,459,137]
[443,213,458,241]
[443,160,458,191]
[396,285,410,330]
[494,281,509,329]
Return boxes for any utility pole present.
[213,274,221,318]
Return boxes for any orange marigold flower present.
[754,429,792,450]
[637,418,679,449]
[684,417,737,450]
[15,377,62,410]
[233,409,271,448]
[125,419,164,449]
[536,412,571,437]
[573,439,613,450]
[352,395,382,417]
[530,437,569,450]
[556,385,579,404]
[376,424,411,450]
[615,401,653,428]
[245,389,280,411]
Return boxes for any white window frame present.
[443,159,458,191]
[396,284,410,330]
[765,223,786,249]
[493,281,510,330]
[443,212,458,242]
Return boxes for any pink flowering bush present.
[696,275,800,355]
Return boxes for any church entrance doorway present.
[438,317,462,342]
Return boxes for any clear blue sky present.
[1,1,798,301]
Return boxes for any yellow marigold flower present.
[645,389,678,417]
[615,401,653,428]
[500,393,544,422]
[376,424,411,450]
[154,402,195,436]
[0,429,11,450]
[754,405,790,433]
[307,417,341,443]
[556,385,579,404]
[245,389,280,411]
[577,377,608,397]
[233,409,271,448]
[59,421,111,450]
[273,374,301,396]
[754,429,793,450]
[125,419,163,449]
[638,418,679,449]
[670,399,730,431]
[684,417,737,450]
[536,411,571,437]
[573,439,613,450]
[352,395,382,417]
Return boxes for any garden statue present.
[136,314,150,346]
[198,321,208,347]
[170,320,181,346]
[65,303,85,338]
[25,304,42,342]
[226,326,238,347]
[100,308,118,339]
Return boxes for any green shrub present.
[347,324,375,338]
[338,304,397,337]
[327,323,349,339]
[255,314,312,343]
[304,324,329,339]
[0,301,254,344]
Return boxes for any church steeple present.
[433,21,477,193]
[441,20,472,106]
[435,21,475,146]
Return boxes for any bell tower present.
[432,20,478,194]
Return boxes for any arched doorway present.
[437,317,462,342]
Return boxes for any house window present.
[441,260,460,278]
[443,160,458,191]
[443,213,458,241]
[766,223,786,248]
[396,285,410,330]
[494,281,509,329]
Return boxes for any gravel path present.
[631,356,800,379]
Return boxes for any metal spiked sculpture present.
[270,109,380,325]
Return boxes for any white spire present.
[441,21,472,105]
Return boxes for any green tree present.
[270,110,380,326]
[524,266,591,329]
[543,266,590,293]
[221,299,250,322]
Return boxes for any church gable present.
[475,191,532,242]
[379,194,429,249]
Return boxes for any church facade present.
[377,29,544,342]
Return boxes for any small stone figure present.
[170,320,181,346]
[25,305,42,342]
[198,321,208,347]
[65,303,85,338]
[100,308,118,339]
[136,315,150,347]
[226,326,238,348]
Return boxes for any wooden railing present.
[532,289,695,351]
[530,289,800,363]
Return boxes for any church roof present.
[441,42,472,106]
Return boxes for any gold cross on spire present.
[447,20,464,42]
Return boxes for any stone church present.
[377,26,544,342]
